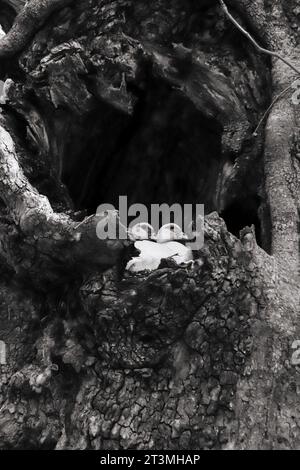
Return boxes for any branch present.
[253,83,294,136]
[0,0,75,59]
[219,0,300,77]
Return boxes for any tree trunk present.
[0,0,299,450]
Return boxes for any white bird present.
[129,222,156,241]
[126,239,193,273]
[155,223,188,243]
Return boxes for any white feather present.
[126,240,193,272]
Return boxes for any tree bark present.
[0,0,299,450]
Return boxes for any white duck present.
[126,223,193,273]
[128,222,156,241]
[155,223,188,243]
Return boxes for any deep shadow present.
[62,80,223,215]
[220,197,262,245]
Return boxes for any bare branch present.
[253,83,294,136]
[0,0,75,58]
[219,0,300,77]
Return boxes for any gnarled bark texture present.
[0,0,299,450]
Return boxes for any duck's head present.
[156,223,188,243]
[129,222,156,241]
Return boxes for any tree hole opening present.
[61,81,224,218]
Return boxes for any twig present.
[253,83,294,136]
[74,214,95,230]
[219,0,300,76]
